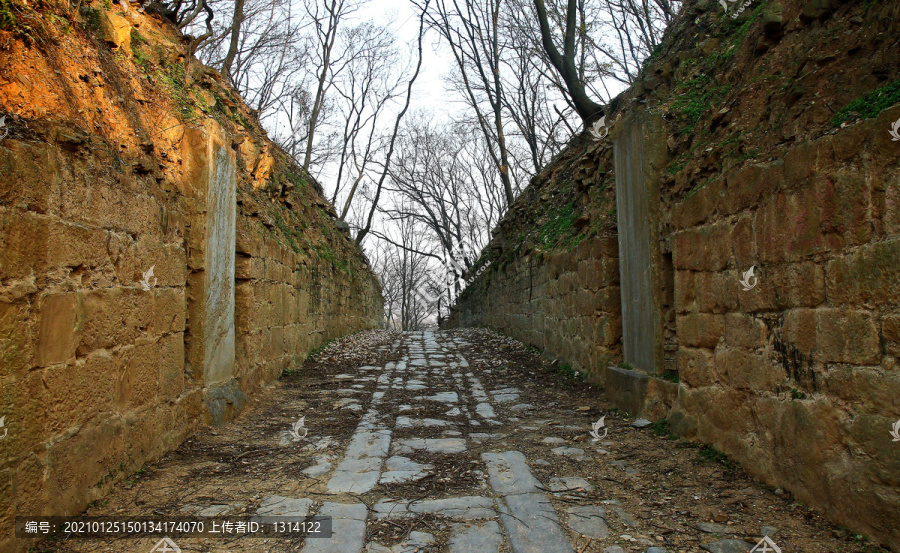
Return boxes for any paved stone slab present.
[632,418,652,428]
[373,496,496,519]
[395,437,467,454]
[482,451,542,495]
[549,476,594,493]
[302,502,367,553]
[379,456,432,484]
[395,416,451,429]
[302,457,333,478]
[449,521,504,553]
[493,393,520,403]
[613,506,638,528]
[541,437,567,444]
[476,403,496,418]
[256,496,314,517]
[566,505,608,538]
[552,446,586,457]
[498,492,575,553]
[510,403,535,411]
[424,391,459,402]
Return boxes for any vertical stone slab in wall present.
[181,126,244,425]
[204,140,236,387]
[612,111,667,375]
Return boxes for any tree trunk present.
[533,0,604,125]
[221,0,245,84]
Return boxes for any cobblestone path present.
[44,330,858,553]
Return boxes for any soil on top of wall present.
[0,0,373,278]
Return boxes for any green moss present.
[79,5,101,30]
[0,0,16,30]
[536,201,579,248]
[698,444,740,471]
[660,370,680,383]
[831,78,900,127]
[652,418,674,438]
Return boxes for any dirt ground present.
[30,329,886,553]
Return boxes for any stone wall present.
[666,105,900,547]
[448,236,622,384]
[0,3,382,551]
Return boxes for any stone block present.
[0,212,110,279]
[738,262,824,312]
[782,308,879,364]
[672,186,712,229]
[724,313,768,348]
[677,347,716,387]
[0,140,58,214]
[45,414,126,515]
[33,293,80,367]
[816,308,879,365]
[694,270,739,313]
[716,348,784,391]
[0,302,32,376]
[754,187,822,263]
[731,213,757,267]
[673,222,732,271]
[674,270,695,313]
[98,9,132,51]
[677,313,724,348]
[825,238,900,305]
[604,366,648,416]
[77,288,147,355]
[43,349,117,434]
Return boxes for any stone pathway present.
[43,329,862,553]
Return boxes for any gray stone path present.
[256,331,657,553]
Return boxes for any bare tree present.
[301,0,365,171]
[532,0,604,124]
[354,0,429,246]
[415,0,516,205]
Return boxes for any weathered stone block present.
[672,186,712,229]
[673,222,732,271]
[724,313,768,349]
[694,270,739,313]
[34,293,79,367]
[674,270,695,313]
[825,238,900,305]
[0,140,58,214]
[44,350,116,434]
[716,348,784,391]
[677,347,716,387]
[738,262,825,312]
[816,308,879,365]
[677,313,724,348]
